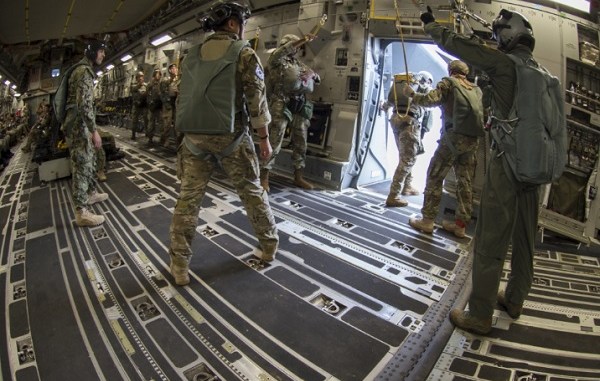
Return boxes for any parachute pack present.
[446,76,484,137]
[176,40,247,135]
[490,54,568,184]
[52,63,93,123]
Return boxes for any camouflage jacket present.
[65,57,96,135]
[147,78,162,101]
[266,41,308,100]
[131,81,148,108]
[160,75,180,105]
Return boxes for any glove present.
[420,6,435,25]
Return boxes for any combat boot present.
[256,247,276,262]
[409,217,434,234]
[170,262,190,286]
[449,309,492,335]
[497,291,523,319]
[442,219,466,238]
[97,170,107,182]
[260,169,270,192]
[401,183,420,196]
[385,194,408,207]
[75,208,105,227]
[294,169,314,190]
[88,191,108,205]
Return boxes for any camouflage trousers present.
[262,99,310,171]
[67,130,97,210]
[389,114,420,197]
[146,108,162,140]
[169,132,279,266]
[130,107,148,138]
[95,129,114,173]
[160,105,177,144]
[421,130,479,221]
[96,146,106,173]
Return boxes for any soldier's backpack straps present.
[182,130,246,164]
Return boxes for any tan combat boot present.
[97,170,107,182]
[88,191,109,205]
[170,262,190,286]
[409,217,434,234]
[401,183,420,196]
[385,194,408,207]
[497,290,523,319]
[260,169,270,192]
[442,220,466,238]
[449,309,492,335]
[76,208,105,227]
[294,169,314,190]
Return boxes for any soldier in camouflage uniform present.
[159,63,180,148]
[420,8,541,335]
[405,60,484,238]
[21,103,51,153]
[168,0,278,286]
[95,129,114,181]
[416,71,434,154]
[380,76,424,207]
[259,33,319,192]
[146,69,163,145]
[63,40,109,227]
[130,71,148,140]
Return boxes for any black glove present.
[420,6,435,25]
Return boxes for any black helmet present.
[84,39,106,61]
[200,0,251,32]
[492,9,535,52]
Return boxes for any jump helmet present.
[492,9,535,52]
[200,1,251,32]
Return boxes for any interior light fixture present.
[120,54,133,62]
[11,85,16,89]
[15,93,21,97]
[96,71,103,76]
[106,64,115,70]
[150,33,174,46]
[548,0,589,12]
[4,80,10,86]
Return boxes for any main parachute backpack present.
[490,54,568,184]
[52,63,93,123]
[176,40,247,135]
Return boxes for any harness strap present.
[442,125,458,156]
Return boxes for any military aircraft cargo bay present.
[0,127,599,381]
[1,0,600,379]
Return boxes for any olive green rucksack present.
[491,55,568,184]
[52,63,93,123]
